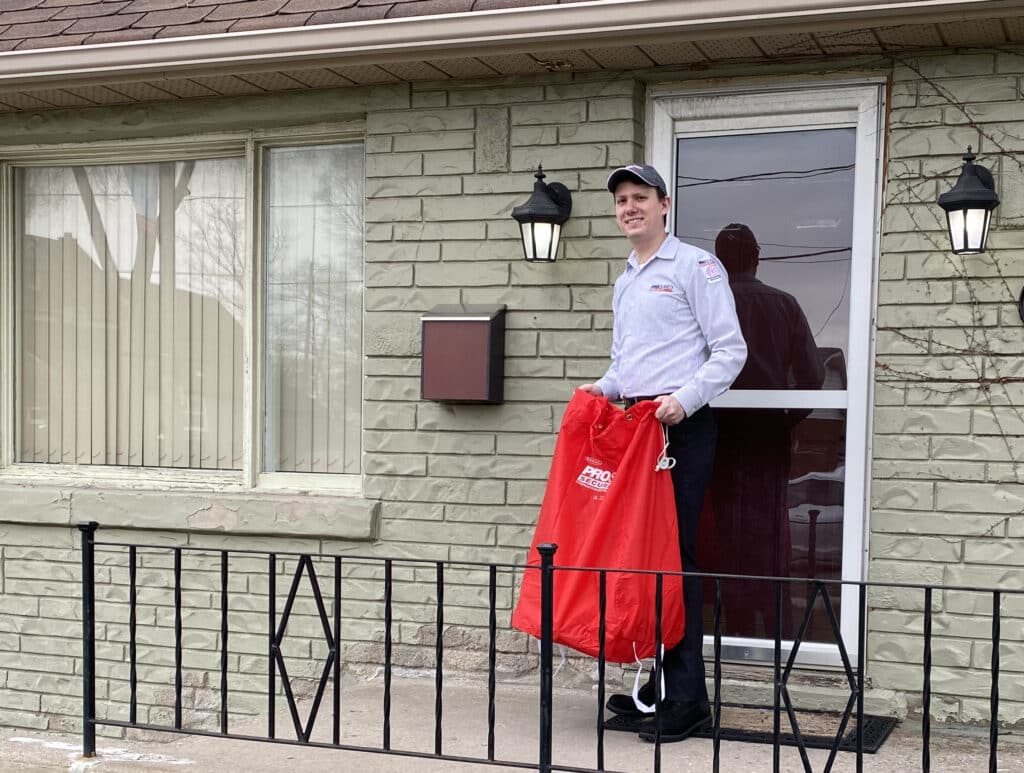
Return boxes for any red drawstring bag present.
[511,390,684,662]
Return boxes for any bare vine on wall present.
[875,51,1024,488]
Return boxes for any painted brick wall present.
[871,49,1024,724]
[0,72,645,735]
[361,72,643,584]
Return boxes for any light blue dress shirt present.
[594,234,747,416]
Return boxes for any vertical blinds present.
[17,159,246,469]
[15,143,364,476]
[264,143,363,475]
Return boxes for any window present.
[16,160,245,469]
[5,135,364,487]
[264,144,363,475]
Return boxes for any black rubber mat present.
[690,704,897,753]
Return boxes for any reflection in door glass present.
[675,129,855,385]
[678,127,858,644]
[699,408,846,642]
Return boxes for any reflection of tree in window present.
[16,159,244,469]
[264,144,363,475]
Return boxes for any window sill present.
[0,473,379,541]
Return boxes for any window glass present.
[263,143,363,474]
[675,128,855,387]
[16,159,245,468]
[700,407,846,642]
[674,130,854,641]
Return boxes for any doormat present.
[690,703,897,753]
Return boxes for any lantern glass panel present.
[532,221,555,262]
[966,208,989,250]
[947,209,966,252]
[519,221,536,261]
[549,223,562,262]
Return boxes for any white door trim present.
[649,81,884,662]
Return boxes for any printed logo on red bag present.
[577,464,614,492]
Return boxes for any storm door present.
[651,83,883,664]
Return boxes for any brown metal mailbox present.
[421,304,506,403]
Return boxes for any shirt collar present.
[627,234,678,271]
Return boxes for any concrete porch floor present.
[1,673,1021,772]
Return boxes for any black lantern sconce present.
[511,166,573,262]
[937,146,1000,255]
[935,147,1023,322]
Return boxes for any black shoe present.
[637,700,712,744]
[603,711,654,733]
[605,681,656,717]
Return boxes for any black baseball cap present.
[606,164,668,197]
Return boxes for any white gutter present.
[0,0,1022,86]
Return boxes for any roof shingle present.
[5,2,48,13]
[54,3,131,20]
[82,26,156,43]
[66,12,144,34]
[18,33,90,49]
[282,0,358,12]
[153,19,233,37]
[2,9,62,26]
[0,20,75,40]
[119,1,193,14]
[206,0,291,20]
[134,7,214,28]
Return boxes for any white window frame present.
[649,81,885,666]
[0,123,365,495]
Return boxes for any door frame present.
[648,80,885,665]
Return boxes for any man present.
[579,164,746,743]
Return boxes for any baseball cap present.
[606,164,668,197]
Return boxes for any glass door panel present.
[675,128,856,644]
[663,99,880,651]
[675,128,855,379]
[654,83,884,659]
[699,407,846,642]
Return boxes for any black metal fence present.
[77,522,1015,772]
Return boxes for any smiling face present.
[613,180,670,250]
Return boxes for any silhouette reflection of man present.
[707,223,825,638]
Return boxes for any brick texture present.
[874,49,1024,724]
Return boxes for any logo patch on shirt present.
[576,464,614,492]
[649,284,674,293]
[698,258,723,283]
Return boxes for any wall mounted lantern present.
[937,146,1000,255]
[511,166,573,262]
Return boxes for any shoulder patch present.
[698,258,723,283]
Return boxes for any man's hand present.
[578,384,604,396]
[653,395,686,425]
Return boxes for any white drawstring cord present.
[631,642,665,713]
[533,638,568,679]
[655,424,676,471]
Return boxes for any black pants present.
[661,405,716,703]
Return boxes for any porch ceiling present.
[0,2,1022,113]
